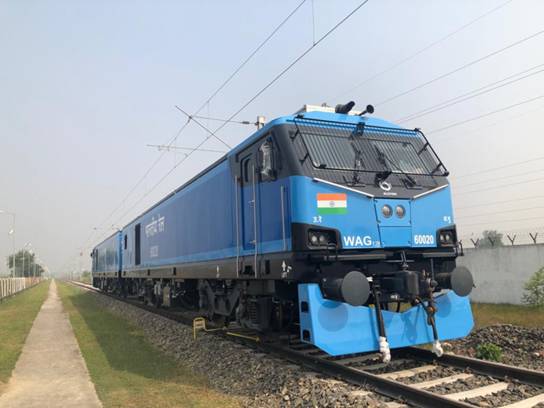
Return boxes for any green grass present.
[57,282,239,408]
[78,275,92,285]
[0,281,50,389]
[471,302,544,329]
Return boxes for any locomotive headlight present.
[439,230,455,246]
[395,205,406,218]
[382,205,392,218]
[307,228,337,248]
[308,230,333,247]
[318,233,329,245]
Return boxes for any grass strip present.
[0,281,50,388]
[471,302,544,329]
[57,282,239,408]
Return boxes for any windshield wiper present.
[345,147,365,186]
[374,146,417,187]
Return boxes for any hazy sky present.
[1,0,544,274]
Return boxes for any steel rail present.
[262,341,474,408]
[70,282,544,407]
[402,347,544,388]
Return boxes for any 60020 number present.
[414,234,434,245]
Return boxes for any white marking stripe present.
[378,365,437,380]
[317,200,347,208]
[501,393,544,408]
[412,373,473,389]
[349,390,371,398]
[445,382,509,400]
[385,403,407,408]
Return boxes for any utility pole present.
[0,210,16,277]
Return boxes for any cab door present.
[240,154,258,276]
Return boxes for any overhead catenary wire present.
[451,155,544,180]
[84,1,308,248]
[455,195,544,211]
[460,225,544,235]
[376,28,544,107]
[456,205,544,219]
[434,102,544,145]
[174,106,233,150]
[428,94,544,135]
[190,115,253,125]
[455,174,544,196]
[146,144,227,154]
[396,63,544,123]
[197,0,308,109]
[459,215,544,228]
[453,167,544,190]
[331,0,512,102]
[106,0,372,233]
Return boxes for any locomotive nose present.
[321,270,370,306]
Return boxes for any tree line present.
[5,249,44,277]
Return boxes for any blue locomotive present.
[91,102,474,362]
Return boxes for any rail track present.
[70,281,544,408]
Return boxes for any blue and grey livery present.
[91,103,474,361]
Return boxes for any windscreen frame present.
[291,117,448,178]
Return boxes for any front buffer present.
[298,284,473,356]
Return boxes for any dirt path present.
[0,280,101,408]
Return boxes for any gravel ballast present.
[448,324,544,371]
[89,292,389,407]
[85,289,544,407]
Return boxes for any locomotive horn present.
[359,104,374,116]
[322,270,370,306]
[436,266,474,297]
[335,101,356,114]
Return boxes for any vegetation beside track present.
[0,280,50,391]
[57,282,239,408]
[471,302,544,329]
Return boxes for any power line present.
[459,215,544,228]
[190,115,253,125]
[331,0,512,102]
[396,63,544,123]
[452,156,544,180]
[456,205,544,219]
[461,225,544,235]
[146,144,227,154]
[376,28,544,107]
[198,0,308,108]
[455,174,544,196]
[428,94,544,135]
[86,2,307,247]
[434,102,544,145]
[453,167,544,190]
[455,195,544,211]
[210,0,372,137]
[105,0,372,235]
[176,107,232,149]
[174,106,234,150]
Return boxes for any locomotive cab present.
[267,104,475,360]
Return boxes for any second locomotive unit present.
[92,102,474,362]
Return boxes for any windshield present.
[294,119,446,177]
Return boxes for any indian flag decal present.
[317,193,347,215]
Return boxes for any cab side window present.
[259,138,277,181]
